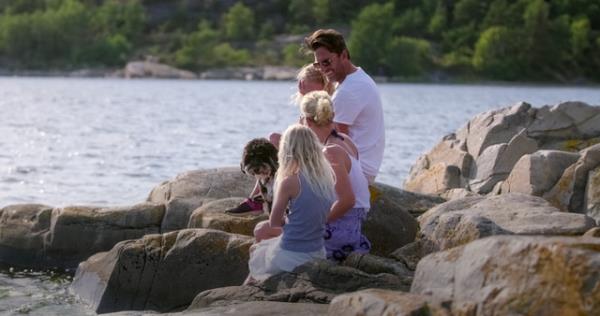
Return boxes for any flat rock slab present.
[190,259,412,309]
[0,202,164,270]
[185,301,328,316]
[188,197,268,236]
[411,235,600,315]
[147,168,255,232]
[418,193,596,251]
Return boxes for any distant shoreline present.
[1,67,599,87]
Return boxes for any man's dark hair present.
[304,29,349,58]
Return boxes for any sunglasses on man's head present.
[313,58,332,68]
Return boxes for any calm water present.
[0,77,599,314]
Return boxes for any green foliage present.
[0,0,599,82]
[258,21,275,40]
[454,0,488,25]
[481,0,525,29]
[93,0,146,40]
[174,21,219,69]
[222,2,255,40]
[313,0,330,25]
[174,20,251,70]
[385,36,431,77]
[349,2,395,75]
[212,43,250,67]
[254,40,279,65]
[442,23,478,52]
[0,0,90,68]
[288,24,310,35]
[571,17,590,58]
[0,0,46,14]
[287,0,330,32]
[79,33,132,66]
[282,43,308,67]
[394,8,425,36]
[441,49,474,69]
[428,2,447,35]
[473,26,523,80]
[288,0,312,25]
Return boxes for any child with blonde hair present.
[247,124,336,283]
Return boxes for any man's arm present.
[335,122,350,135]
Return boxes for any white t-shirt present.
[332,67,385,180]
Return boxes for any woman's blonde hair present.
[292,63,335,104]
[300,90,334,126]
[276,124,335,201]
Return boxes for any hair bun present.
[315,94,333,125]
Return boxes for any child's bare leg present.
[243,274,257,285]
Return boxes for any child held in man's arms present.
[226,138,278,215]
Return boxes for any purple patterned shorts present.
[324,208,371,262]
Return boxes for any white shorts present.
[248,236,325,282]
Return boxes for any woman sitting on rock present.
[246,124,336,283]
[299,90,371,262]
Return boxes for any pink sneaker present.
[226,197,263,214]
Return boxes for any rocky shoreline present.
[4,62,599,85]
[1,101,600,315]
[0,62,301,81]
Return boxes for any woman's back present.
[281,172,333,253]
[326,132,370,209]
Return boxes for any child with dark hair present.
[227,138,278,214]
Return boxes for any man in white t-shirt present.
[304,29,385,183]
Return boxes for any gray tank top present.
[281,172,333,252]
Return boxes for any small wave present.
[14,166,37,174]
[122,172,152,178]
[1,177,21,184]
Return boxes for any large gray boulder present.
[544,143,600,213]
[71,229,253,314]
[418,193,595,252]
[405,134,473,195]
[458,102,534,158]
[586,166,600,223]
[0,204,53,268]
[365,183,444,256]
[405,101,600,201]
[0,203,164,270]
[468,129,539,194]
[501,150,580,195]
[47,204,165,267]
[527,101,600,139]
[411,235,600,315]
[147,168,255,232]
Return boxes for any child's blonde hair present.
[292,64,335,104]
[276,124,335,201]
[300,90,334,126]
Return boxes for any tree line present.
[0,0,598,82]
